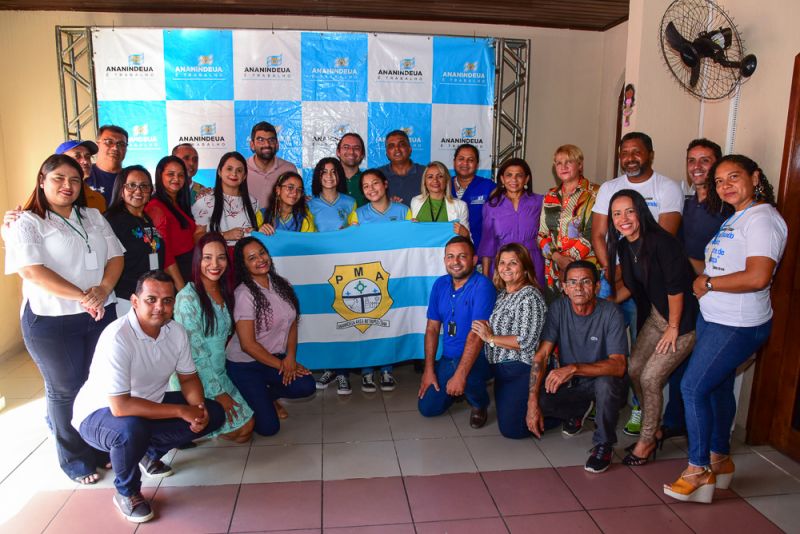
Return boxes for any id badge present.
[148,253,159,270]
[447,321,457,337]
[85,250,99,270]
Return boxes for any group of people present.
[2,120,787,522]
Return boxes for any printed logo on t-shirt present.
[590,336,598,342]
[470,196,486,204]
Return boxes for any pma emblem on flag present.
[328,262,393,333]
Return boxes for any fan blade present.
[665,21,691,51]
[689,62,701,88]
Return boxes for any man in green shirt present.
[336,132,367,207]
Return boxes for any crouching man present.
[72,270,224,522]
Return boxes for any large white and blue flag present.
[253,222,451,370]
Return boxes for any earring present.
[755,182,765,199]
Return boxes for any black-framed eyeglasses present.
[123,183,153,192]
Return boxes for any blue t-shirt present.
[451,175,495,249]
[378,162,426,206]
[427,272,497,360]
[679,195,727,260]
[308,194,356,232]
[353,202,410,224]
[87,165,119,205]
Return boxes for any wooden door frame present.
[747,53,800,458]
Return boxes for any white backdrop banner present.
[92,28,496,187]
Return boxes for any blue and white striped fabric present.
[253,222,452,369]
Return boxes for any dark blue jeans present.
[21,303,116,479]
[538,375,627,445]
[418,355,490,416]
[662,356,690,431]
[681,315,772,466]
[492,360,534,439]
[79,392,224,496]
[226,356,316,436]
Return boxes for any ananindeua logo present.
[174,54,224,79]
[104,52,155,79]
[441,60,486,85]
[376,57,423,82]
[178,123,226,148]
[329,262,393,333]
[243,54,292,79]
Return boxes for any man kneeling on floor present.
[525,260,628,473]
[418,236,496,428]
[72,270,224,523]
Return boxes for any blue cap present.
[55,140,98,155]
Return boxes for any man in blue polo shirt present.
[418,235,497,428]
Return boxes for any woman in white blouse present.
[410,161,470,237]
[4,154,124,485]
[192,151,261,250]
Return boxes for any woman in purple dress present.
[478,158,545,287]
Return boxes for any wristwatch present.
[704,276,713,291]
[488,336,496,348]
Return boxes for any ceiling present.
[0,0,629,31]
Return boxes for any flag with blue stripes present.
[253,222,451,370]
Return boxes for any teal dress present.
[172,283,254,437]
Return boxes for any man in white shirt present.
[589,131,683,437]
[73,271,224,523]
[591,131,684,272]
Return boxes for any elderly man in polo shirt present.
[73,270,224,523]
[418,236,496,428]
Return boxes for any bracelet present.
[667,324,679,329]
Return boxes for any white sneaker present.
[316,370,336,390]
[336,374,352,396]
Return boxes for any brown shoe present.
[469,407,488,429]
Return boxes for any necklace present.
[629,239,643,263]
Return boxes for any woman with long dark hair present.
[192,152,260,248]
[664,155,787,503]
[172,233,254,443]
[260,172,315,234]
[477,157,545,286]
[225,237,315,436]
[105,165,165,316]
[606,189,698,466]
[307,157,356,233]
[145,156,196,290]
[4,154,124,484]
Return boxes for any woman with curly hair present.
[260,172,315,234]
[225,237,315,435]
[664,155,787,503]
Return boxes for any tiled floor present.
[2,350,800,533]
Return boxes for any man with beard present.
[246,121,298,208]
[88,125,129,204]
[336,132,367,207]
[418,236,497,428]
[589,131,683,437]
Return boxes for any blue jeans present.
[79,392,224,496]
[21,303,116,479]
[418,356,490,416]
[493,360,533,439]
[662,356,690,431]
[226,356,316,436]
[362,366,392,374]
[681,315,772,466]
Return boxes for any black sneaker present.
[113,491,154,523]
[379,370,396,392]
[585,443,613,473]
[316,370,337,390]
[562,401,593,437]
[139,455,173,479]
[361,372,377,393]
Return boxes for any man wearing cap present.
[89,124,129,205]
[246,121,298,208]
[55,139,107,212]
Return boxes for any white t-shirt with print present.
[701,203,787,327]
[593,171,684,219]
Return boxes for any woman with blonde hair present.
[410,161,470,238]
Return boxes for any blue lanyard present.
[706,201,755,265]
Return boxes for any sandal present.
[663,467,716,503]
[73,472,100,485]
[710,455,735,490]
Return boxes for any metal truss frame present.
[492,38,531,175]
[56,26,97,141]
